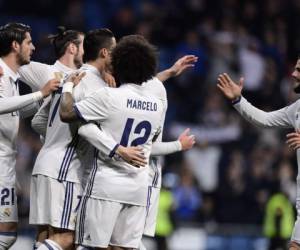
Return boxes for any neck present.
[58,54,77,70]
[1,54,20,73]
[86,59,106,74]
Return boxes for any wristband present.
[232,96,242,105]
[32,91,43,102]
[62,82,74,93]
[176,140,182,151]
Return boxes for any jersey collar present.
[80,64,101,77]
[0,58,20,82]
[54,60,75,74]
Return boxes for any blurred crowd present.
[1,0,300,249]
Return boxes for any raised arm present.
[217,73,293,128]
[156,55,198,82]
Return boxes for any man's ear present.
[11,41,20,52]
[99,48,108,58]
[69,42,77,55]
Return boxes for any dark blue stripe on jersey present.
[48,96,61,127]
[60,182,74,229]
[78,149,99,244]
[58,134,79,181]
[43,241,55,250]
[73,105,87,122]
[151,158,159,187]
[109,143,119,158]
[146,186,152,216]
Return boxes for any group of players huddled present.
[0,22,197,250]
[1,22,300,250]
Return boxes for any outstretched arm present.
[156,55,198,82]
[217,73,293,128]
[151,128,195,156]
[0,78,60,115]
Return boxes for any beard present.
[294,81,300,93]
[74,52,83,69]
[17,49,30,66]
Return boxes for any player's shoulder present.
[144,77,167,100]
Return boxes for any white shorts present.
[76,197,146,248]
[0,179,18,223]
[144,186,160,237]
[29,174,82,230]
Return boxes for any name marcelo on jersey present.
[127,98,157,111]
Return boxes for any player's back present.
[77,80,166,206]
[32,64,106,183]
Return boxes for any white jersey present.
[77,77,181,189]
[32,64,106,183]
[232,96,300,243]
[75,81,166,206]
[0,59,21,179]
[19,60,74,91]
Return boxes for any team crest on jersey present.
[3,208,11,217]
[85,234,92,241]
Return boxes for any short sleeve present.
[74,88,111,122]
[19,61,53,91]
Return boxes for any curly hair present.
[111,35,158,85]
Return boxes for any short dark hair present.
[49,26,84,59]
[112,35,157,85]
[0,22,31,57]
[83,28,114,62]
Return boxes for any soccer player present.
[30,28,120,250]
[217,57,300,250]
[77,56,197,250]
[17,26,86,250]
[0,22,59,249]
[59,34,168,250]
[18,26,85,93]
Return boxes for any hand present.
[0,66,3,77]
[178,128,195,151]
[40,78,60,97]
[217,73,244,101]
[65,71,86,86]
[116,145,147,167]
[286,131,300,150]
[102,71,116,88]
[169,55,198,77]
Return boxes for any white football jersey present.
[32,64,106,183]
[0,58,21,179]
[19,60,74,91]
[75,80,167,206]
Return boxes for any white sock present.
[0,232,17,249]
[76,246,92,250]
[37,239,63,250]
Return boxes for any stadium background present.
[0,0,299,249]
